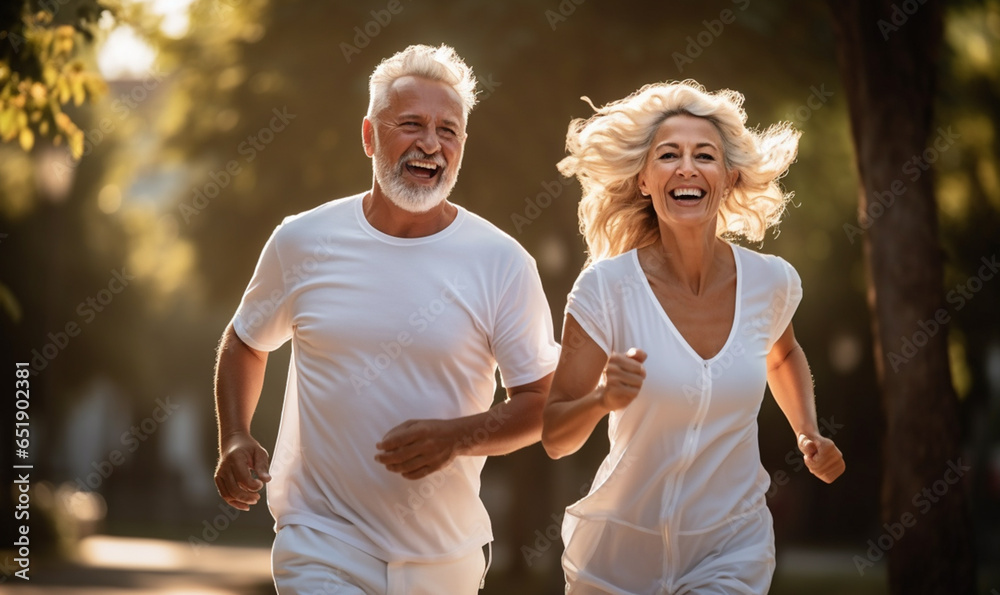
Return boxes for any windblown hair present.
[558,80,800,263]
[368,44,478,121]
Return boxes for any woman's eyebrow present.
[654,141,720,151]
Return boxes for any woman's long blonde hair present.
[558,80,800,263]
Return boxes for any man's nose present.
[415,128,441,154]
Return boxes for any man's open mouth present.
[404,159,442,180]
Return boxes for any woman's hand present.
[598,348,648,412]
[798,433,845,483]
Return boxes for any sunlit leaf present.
[71,76,85,106]
[18,127,34,151]
[42,64,58,85]
[58,76,71,103]
[85,75,108,97]
[0,282,23,324]
[55,112,72,131]
[56,26,75,56]
[40,30,54,53]
[0,108,15,138]
[29,82,47,102]
[69,129,84,158]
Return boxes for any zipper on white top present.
[661,363,714,587]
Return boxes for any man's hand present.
[215,431,272,511]
[798,433,845,484]
[375,419,460,480]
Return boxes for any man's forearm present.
[214,323,269,446]
[451,390,547,457]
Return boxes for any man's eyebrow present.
[395,114,464,130]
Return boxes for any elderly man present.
[213,44,559,594]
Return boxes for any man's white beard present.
[373,148,460,213]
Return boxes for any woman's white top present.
[562,243,801,590]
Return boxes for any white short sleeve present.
[232,226,294,352]
[492,254,560,388]
[767,258,803,351]
[565,263,612,355]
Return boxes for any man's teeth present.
[672,188,704,198]
[408,160,439,170]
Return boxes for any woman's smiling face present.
[638,113,738,233]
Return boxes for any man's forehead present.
[385,76,466,123]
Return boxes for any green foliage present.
[0,1,110,158]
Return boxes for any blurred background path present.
[1,535,274,595]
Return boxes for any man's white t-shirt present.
[232,193,560,563]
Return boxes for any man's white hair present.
[367,44,478,121]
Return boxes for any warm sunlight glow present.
[97,26,156,80]
[98,184,123,214]
[77,535,273,576]
[79,535,185,570]
[150,0,198,38]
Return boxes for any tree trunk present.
[825,1,974,593]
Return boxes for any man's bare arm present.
[374,372,554,480]
[214,323,272,510]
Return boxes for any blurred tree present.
[0,0,111,158]
[934,2,1000,585]
[827,1,974,593]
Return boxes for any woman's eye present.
[697,153,715,160]
[659,152,677,159]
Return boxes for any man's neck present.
[362,189,457,238]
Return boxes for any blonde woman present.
[542,81,845,594]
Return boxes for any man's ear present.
[362,117,375,158]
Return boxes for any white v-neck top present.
[561,243,801,590]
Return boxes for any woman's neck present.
[651,222,722,295]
